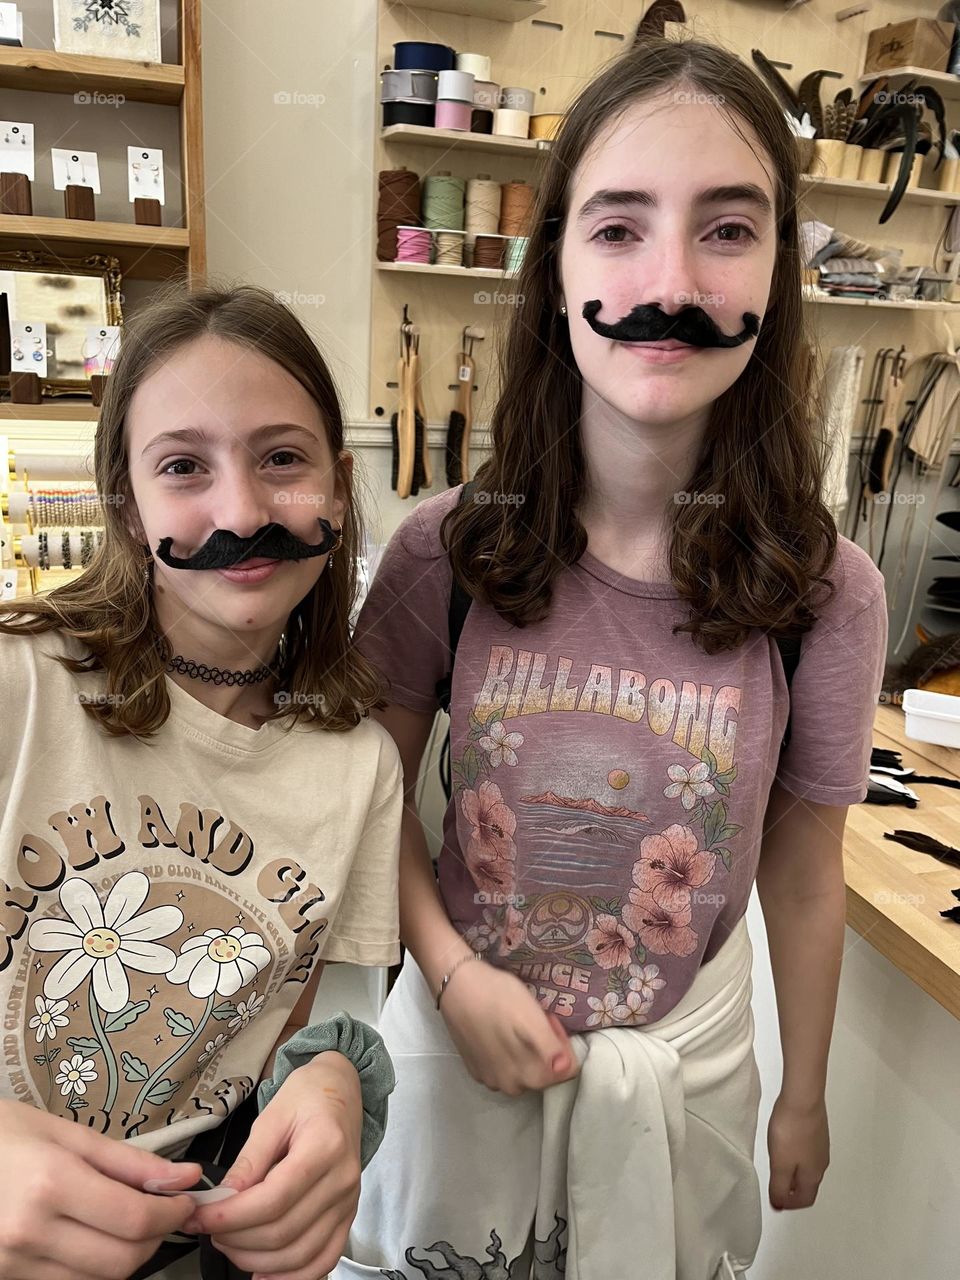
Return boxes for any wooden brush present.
[446,325,485,487]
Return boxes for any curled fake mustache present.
[156,518,340,571]
[581,300,760,348]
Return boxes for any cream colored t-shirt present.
[0,630,402,1155]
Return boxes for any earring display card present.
[53,0,161,63]
[0,122,34,181]
[84,324,121,376]
[12,321,48,379]
[51,148,101,193]
[0,4,22,47]
[127,146,165,204]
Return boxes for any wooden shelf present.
[0,46,184,105]
[800,173,960,207]
[858,65,960,103]
[381,123,547,156]
[0,214,190,281]
[802,289,957,310]
[377,260,516,278]
[393,0,546,19]
[0,402,98,420]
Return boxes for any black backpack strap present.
[437,481,478,801]
[775,631,803,752]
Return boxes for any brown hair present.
[442,36,836,653]
[0,282,385,734]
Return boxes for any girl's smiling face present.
[125,333,347,638]
[559,89,779,425]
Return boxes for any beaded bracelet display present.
[37,530,49,571]
[61,530,72,570]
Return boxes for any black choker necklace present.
[167,653,278,687]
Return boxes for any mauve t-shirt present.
[354,484,888,1031]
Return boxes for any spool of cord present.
[499,180,535,236]
[382,101,435,128]
[437,69,475,103]
[506,235,528,274]
[470,108,494,134]
[472,80,500,109]
[465,176,501,266]
[493,108,530,138]
[456,52,492,80]
[473,234,506,270]
[500,85,536,113]
[380,70,439,103]
[394,41,455,71]
[530,112,563,141]
[436,100,472,130]
[396,226,433,263]
[435,230,466,266]
[378,169,421,261]
[423,174,466,230]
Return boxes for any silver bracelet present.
[435,950,483,1010]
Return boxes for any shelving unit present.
[800,172,959,207]
[377,261,516,278]
[857,65,960,103]
[0,214,191,280]
[0,45,184,105]
[0,402,99,420]
[801,290,956,310]
[394,0,546,20]
[381,123,548,156]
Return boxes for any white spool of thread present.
[437,69,475,103]
[493,108,531,139]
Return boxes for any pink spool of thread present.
[396,226,433,263]
[435,99,472,131]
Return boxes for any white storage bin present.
[902,687,960,749]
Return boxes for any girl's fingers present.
[10,1264,104,1280]
[208,1171,338,1251]
[55,1151,194,1242]
[35,1214,165,1280]
[219,1204,351,1278]
[195,1150,351,1237]
[55,1120,200,1194]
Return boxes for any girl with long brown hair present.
[340,35,887,1280]
[0,284,401,1280]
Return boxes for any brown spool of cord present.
[498,180,535,237]
[473,234,506,270]
[378,169,422,261]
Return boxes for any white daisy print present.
[54,1053,98,1097]
[228,993,265,1032]
[28,996,70,1043]
[29,872,182,1014]
[663,762,716,810]
[168,927,272,999]
[478,720,523,768]
[198,1033,227,1065]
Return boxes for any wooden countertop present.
[844,705,960,1019]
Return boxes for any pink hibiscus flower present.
[632,824,717,913]
[584,913,637,970]
[621,889,698,957]
[459,781,517,895]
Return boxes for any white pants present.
[335,918,763,1280]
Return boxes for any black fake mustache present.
[581,300,760,348]
[156,519,340,571]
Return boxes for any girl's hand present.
[0,1099,200,1280]
[439,959,581,1096]
[185,1051,362,1280]
[767,1093,830,1211]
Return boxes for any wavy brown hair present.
[442,36,836,653]
[0,282,385,735]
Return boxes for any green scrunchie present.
[257,1012,395,1170]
